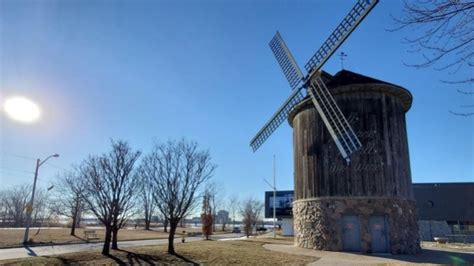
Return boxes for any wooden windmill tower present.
[252,0,421,254]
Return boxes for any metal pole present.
[23,159,40,245]
[273,155,276,238]
[22,153,59,245]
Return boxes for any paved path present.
[0,233,243,261]
[263,244,474,265]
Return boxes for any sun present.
[3,96,41,123]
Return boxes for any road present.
[0,233,244,261]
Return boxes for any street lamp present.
[23,153,59,245]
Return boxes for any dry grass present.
[0,240,317,265]
[0,227,208,248]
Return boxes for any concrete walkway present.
[0,233,243,261]
[263,244,474,265]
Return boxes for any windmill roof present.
[326,69,399,88]
[289,69,413,125]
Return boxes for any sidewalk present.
[0,237,201,261]
[0,233,244,261]
[263,243,474,265]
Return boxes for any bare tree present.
[204,182,219,232]
[50,170,85,235]
[137,167,156,230]
[141,139,216,254]
[163,217,168,233]
[80,140,141,255]
[391,0,474,115]
[240,198,263,238]
[0,191,7,227]
[201,189,213,240]
[217,210,230,231]
[228,194,239,228]
[3,185,30,227]
[31,188,50,227]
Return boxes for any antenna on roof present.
[339,52,348,70]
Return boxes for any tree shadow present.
[23,246,37,257]
[369,248,474,265]
[72,234,89,242]
[173,253,199,265]
[109,249,199,265]
[42,248,199,265]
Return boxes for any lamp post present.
[23,153,59,245]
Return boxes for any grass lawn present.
[0,240,317,265]
[0,226,214,248]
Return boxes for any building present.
[264,190,294,236]
[414,182,474,242]
[265,182,474,244]
[288,70,419,254]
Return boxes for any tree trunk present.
[70,215,77,236]
[145,219,150,230]
[167,221,178,254]
[212,209,216,232]
[70,203,79,236]
[76,209,82,228]
[144,212,150,230]
[102,226,112,255]
[164,218,168,233]
[112,227,119,250]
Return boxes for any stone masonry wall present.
[293,197,421,254]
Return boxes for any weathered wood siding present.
[290,83,414,200]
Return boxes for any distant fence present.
[419,220,474,243]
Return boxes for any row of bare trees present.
[1,139,216,255]
[2,138,268,253]
[70,139,216,255]
[0,185,50,228]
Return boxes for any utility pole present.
[264,155,277,238]
[273,155,276,238]
[23,154,59,245]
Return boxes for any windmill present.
[250,0,379,163]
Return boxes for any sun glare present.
[3,96,41,123]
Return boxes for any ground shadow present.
[72,234,89,242]
[173,252,199,265]
[39,248,199,265]
[369,248,474,264]
[23,246,37,257]
[110,249,199,265]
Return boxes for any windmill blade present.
[250,87,305,152]
[269,31,304,90]
[304,0,378,75]
[307,76,362,162]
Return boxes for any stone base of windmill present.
[293,197,421,254]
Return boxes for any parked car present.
[232,227,241,233]
[256,227,267,232]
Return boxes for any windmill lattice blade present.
[307,77,362,162]
[250,87,305,151]
[304,0,378,75]
[269,31,304,90]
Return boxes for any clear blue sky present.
[1,0,473,201]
